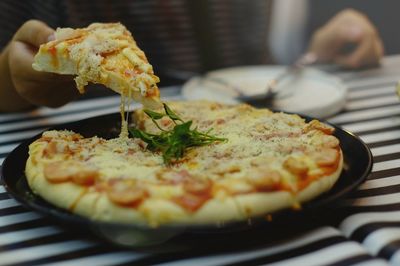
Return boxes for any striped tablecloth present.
[2,55,400,266]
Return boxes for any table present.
[1,55,400,266]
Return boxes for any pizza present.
[25,101,343,227]
[32,22,161,109]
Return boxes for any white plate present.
[182,66,347,118]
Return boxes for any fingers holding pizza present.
[0,21,161,112]
[0,20,78,111]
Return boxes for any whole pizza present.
[26,101,342,227]
[27,22,343,227]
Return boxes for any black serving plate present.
[1,112,372,247]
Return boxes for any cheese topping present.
[32,22,161,109]
[25,101,343,226]
[31,101,341,210]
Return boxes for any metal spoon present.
[200,53,319,103]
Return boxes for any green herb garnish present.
[129,103,227,164]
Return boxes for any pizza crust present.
[26,159,342,226]
[26,155,87,210]
[233,153,343,218]
[32,50,77,75]
[297,152,343,203]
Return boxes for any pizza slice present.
[32,22,161,109]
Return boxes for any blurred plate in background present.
[182,66,347,118]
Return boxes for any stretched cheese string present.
[119,94,125,138]
[119,88,133,139]
[119,91,128,139]
[125,89,133,132]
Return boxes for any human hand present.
[308,9,384,69]
[0,20,77,111]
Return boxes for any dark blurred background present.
[307,0,400,55]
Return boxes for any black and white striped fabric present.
[2,56,400,265]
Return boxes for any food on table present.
[25,101,343,227]
[29,22,342,227]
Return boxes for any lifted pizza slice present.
[32,22,161,109]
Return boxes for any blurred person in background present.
[0,0,384,112]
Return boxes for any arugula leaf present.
[163,103,184,123]
[129,103,226,164]
[142,109,165,131]
[144,109,165,120]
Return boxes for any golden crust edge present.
[297,150,344,203]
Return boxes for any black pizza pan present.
[1,112,372,247]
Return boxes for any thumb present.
[13,20,55,47]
